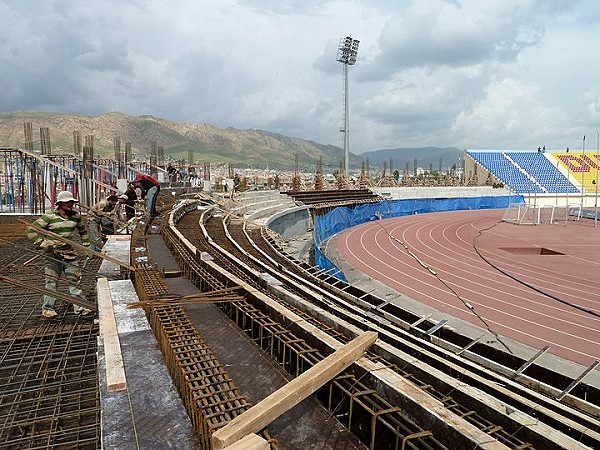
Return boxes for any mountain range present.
[0,111,463,171]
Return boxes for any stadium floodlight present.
[582,135,586,211]
[594,129,600,227]
[337,36,359,177]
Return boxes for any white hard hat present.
[55,191,78,204]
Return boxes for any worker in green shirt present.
[27,191,92,318]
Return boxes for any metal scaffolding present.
[0,148,125,213]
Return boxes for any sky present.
[2,0,600,154]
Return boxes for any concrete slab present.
[146,234,180,271]
[99,235,131,277]
[98,236,198,449]
[110,279,150,333]
[99,330,199,449]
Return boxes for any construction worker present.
[122,181,138,220]
[114,194,136,234]
[134,173,160,217]
[88,195,119,251]
[231,173,241,199]
[115,194,130,223]
[26,191,92,318]
[166,163,177,185]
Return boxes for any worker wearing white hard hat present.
[26,191,92,319]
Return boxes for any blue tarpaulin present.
[314,194,524,279]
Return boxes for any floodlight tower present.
[336,36,359,177]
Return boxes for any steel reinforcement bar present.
[0,326,100,449]
[258,213,600,415]
[227,280,539,448]
[181,200,599,449]
[239,213,597,448]
[238,211,600,448]
[147,304,251,450]
[165,202,457,449]
[130,223,252,449]
[219,295,450,450]
[0,231,102,449]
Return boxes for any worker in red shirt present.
[134,173,160,217]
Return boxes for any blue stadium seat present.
[467,150,579,194]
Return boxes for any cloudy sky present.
[2,0,600,154]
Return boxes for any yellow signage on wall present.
[553,152,600,191]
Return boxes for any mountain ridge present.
[0,110,349,169]
[0,111,462,170]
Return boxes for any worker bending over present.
[88,195,118,251]
[134,173,161,217]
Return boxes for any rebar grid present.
[147,304,251,450]
[169,206,442,449]
[0,293,46,335]
[325,374,430,450]
[400,372,534,448]
[219,297,445,450]
[131,231,174,301]
[0,238,98,333]
[0,326,100,449]
[168,205,537,449]
[0,229,101,450]
[133,262,174,300]
[131,224,252,450]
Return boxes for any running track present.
[336,209,600,368]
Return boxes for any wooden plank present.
[222,434,269,450]
[97,277,127,392]
[211,331,378,450]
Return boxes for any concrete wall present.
[266,206,311,239]
[370,185,600,208]
[265,187,516,241]
[520,192,600,207]
[371,186,513,199]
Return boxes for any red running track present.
[335,209,600,368]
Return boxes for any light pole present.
[581,135,586,213]
[594,130,600,227]
[336,36,359,178]
[566,148,571,226]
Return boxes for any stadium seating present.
[467,150,579,194]
[506,152,579,193]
